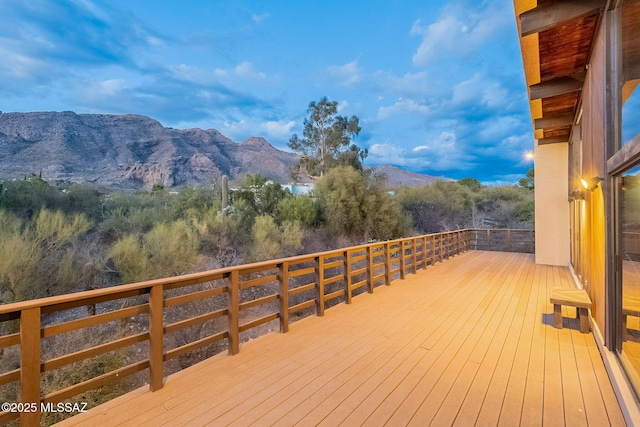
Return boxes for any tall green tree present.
[518,168,535,190]
[288,97,365,178]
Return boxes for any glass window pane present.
[621,164,640,388]
[621,0,640,146]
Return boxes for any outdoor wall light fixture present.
[581,176,603,191]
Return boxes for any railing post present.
[452,232,456,255]
[441,234,447,260]
[366,246,374,293]
[315,256,325,316]
[399,241,406,280]
[279,261,289,333]
[344,250,352,304]
[531,229,535,253]
[412,238,417,273]
[385,242,391,285]
[422,236,427,269]
[228,270,240,354]
[430,236,436,265]
[20,307,41,426]
[487,229,491,251]
[507,229,512,252]
[149,284,164,391]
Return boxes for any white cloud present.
[367,130,470,172]
[336,100,349,113]
[411,16,465,65]
[232,61,266,81]
[251,12,270,23]
[377,98,430,121]
[411,3,512,66]
[380,71,430,98]
[98,79,125,95]
[478,116,521,142]
[325,61,361,87]
[451,73,509,108]
[259,120,296,140]
[170,61,269,86]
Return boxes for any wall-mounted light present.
[581,176,603,191]
[568,190,586,201]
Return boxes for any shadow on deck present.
[57,251,624,426]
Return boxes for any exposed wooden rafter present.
[534,114,574,130]
[520,0,606,37]
[529,74,585,100]
[538,136,569,145]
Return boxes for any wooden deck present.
[57,251,625,426]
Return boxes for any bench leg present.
[554,304,562,329]
[578,308,589,333]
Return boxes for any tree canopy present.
[288,97,365,179]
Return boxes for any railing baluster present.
[279,261,289,333]
[1,227,538,417]
[412,238,417,273]
[344,250,352,304]
[149,284,164,391]
[366,246,374,293]
[228,270,240,354]
[315,256,325,316]
[385,242,391,285]
[422,237,427,269]
[20,307,41,426]
[399,241,406,280]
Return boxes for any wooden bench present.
[623,298,640,341]
[550,287,592,333]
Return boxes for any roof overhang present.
[513,0,607,145]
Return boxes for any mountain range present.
[0,111,449,189]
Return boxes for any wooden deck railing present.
[0,230,473,425]
[469,228,535,253]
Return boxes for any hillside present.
[0,111,450,190]
[371,164,454,188]
[0,111,299,189]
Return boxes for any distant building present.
[283,183,315,195]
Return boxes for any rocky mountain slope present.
[371,164,453,188]
[0,111,299,189]
[0,111,450,190]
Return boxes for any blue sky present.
[0,0,535,184]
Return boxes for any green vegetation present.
[0,170,534,303]
[288,97,366,178]
[0,168,533,425]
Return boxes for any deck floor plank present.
[55,251,625,427]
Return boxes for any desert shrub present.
[0,209,91,303]
[397,181,473,233]
[110,220,202,284]
[315,166,406,240]
[250,216,303,262]
[276,195,317,227]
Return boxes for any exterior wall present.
[577,24,607,334]
[534,142,570,266]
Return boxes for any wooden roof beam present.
[520,0,606,37]
[534,114,574,130]
[529,74,585,100]
[538,136,569,145]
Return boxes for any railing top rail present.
[0,229,472,316]
[468,228,534,232]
